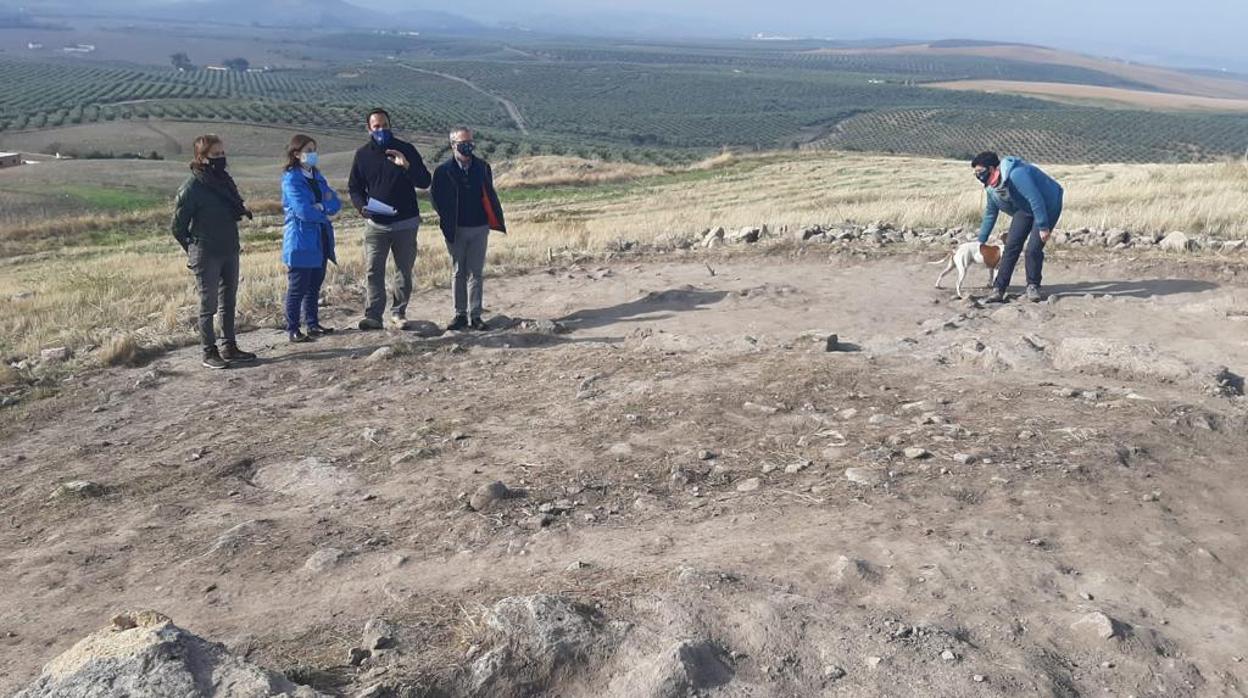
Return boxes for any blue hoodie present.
[978,156,1064,243]
[282,167,341,268]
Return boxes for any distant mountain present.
[154,0,388,28]
[391,8,484,33]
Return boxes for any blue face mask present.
[300,151,318,168]
[371,129,392,146]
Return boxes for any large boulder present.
[15,610,323,697]
[468,595,608,697]
[605,640,734,697]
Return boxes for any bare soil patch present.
[3,249,1247,696]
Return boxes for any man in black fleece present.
[347,108,432,330]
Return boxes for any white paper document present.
[364,197,397,216]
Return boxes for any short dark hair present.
[366,108,390,125]
[971,151,1000,169]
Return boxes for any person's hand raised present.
[385,149,409,170]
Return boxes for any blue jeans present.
[996,206,1062,291]
[285,261,327,332]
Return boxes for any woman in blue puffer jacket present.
[282,134,341,342]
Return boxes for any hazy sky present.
[373,0,1247,71]
[13,0,1243,70]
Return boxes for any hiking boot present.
[202,346,229,370]
[446,314,469,331]
[358,317,384,331]
[469,317,490,331]
[289,330,313,343]
[220,342,256,363]
[307,324,334,337]
[985,287,1007,303]
[1025,284,1043,303]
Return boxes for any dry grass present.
[492,156,666,189]
[2,150,1247,365]
[504,152,1248,251]
[0,200,283,257]
[99,334,141,367]
[686,150,739,171]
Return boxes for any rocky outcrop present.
[15,610,323,697]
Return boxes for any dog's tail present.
[927,254,953,266]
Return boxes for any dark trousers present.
[190,247,239,350]
[285,261,327,332]
[995,207,1061,291]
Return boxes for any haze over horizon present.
[5,0,1247,73]
[364,0,1248,73]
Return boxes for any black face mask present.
[454,141,475,157]
[208,156,228,173]
[974,168,991,185]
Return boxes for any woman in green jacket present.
[171,134,257,369]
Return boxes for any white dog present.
[934,242,1003,298]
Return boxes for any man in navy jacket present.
[972,151,1064,303]
[430,126,506,331]
[348,108,432,330]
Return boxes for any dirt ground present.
[3,247,1248,696]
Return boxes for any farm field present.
[929,80,1248,112]
[2,30,1248,165]
[813,41,1248,100]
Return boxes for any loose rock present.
[361,619,397,650]
[784,460,812,474]
[845,467,884,485]
[40,347,71,363]
[1071,611,1122,641]
[303,548,344,573]
[1158,231,1194,252]
[51,480,105,499]
[470,481,512,512]
[736,478,761,492]
[367,346,395,363]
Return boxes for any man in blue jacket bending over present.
[972,151,1064,303]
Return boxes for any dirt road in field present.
[397,64,529,135]
[3,248,1247,696]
